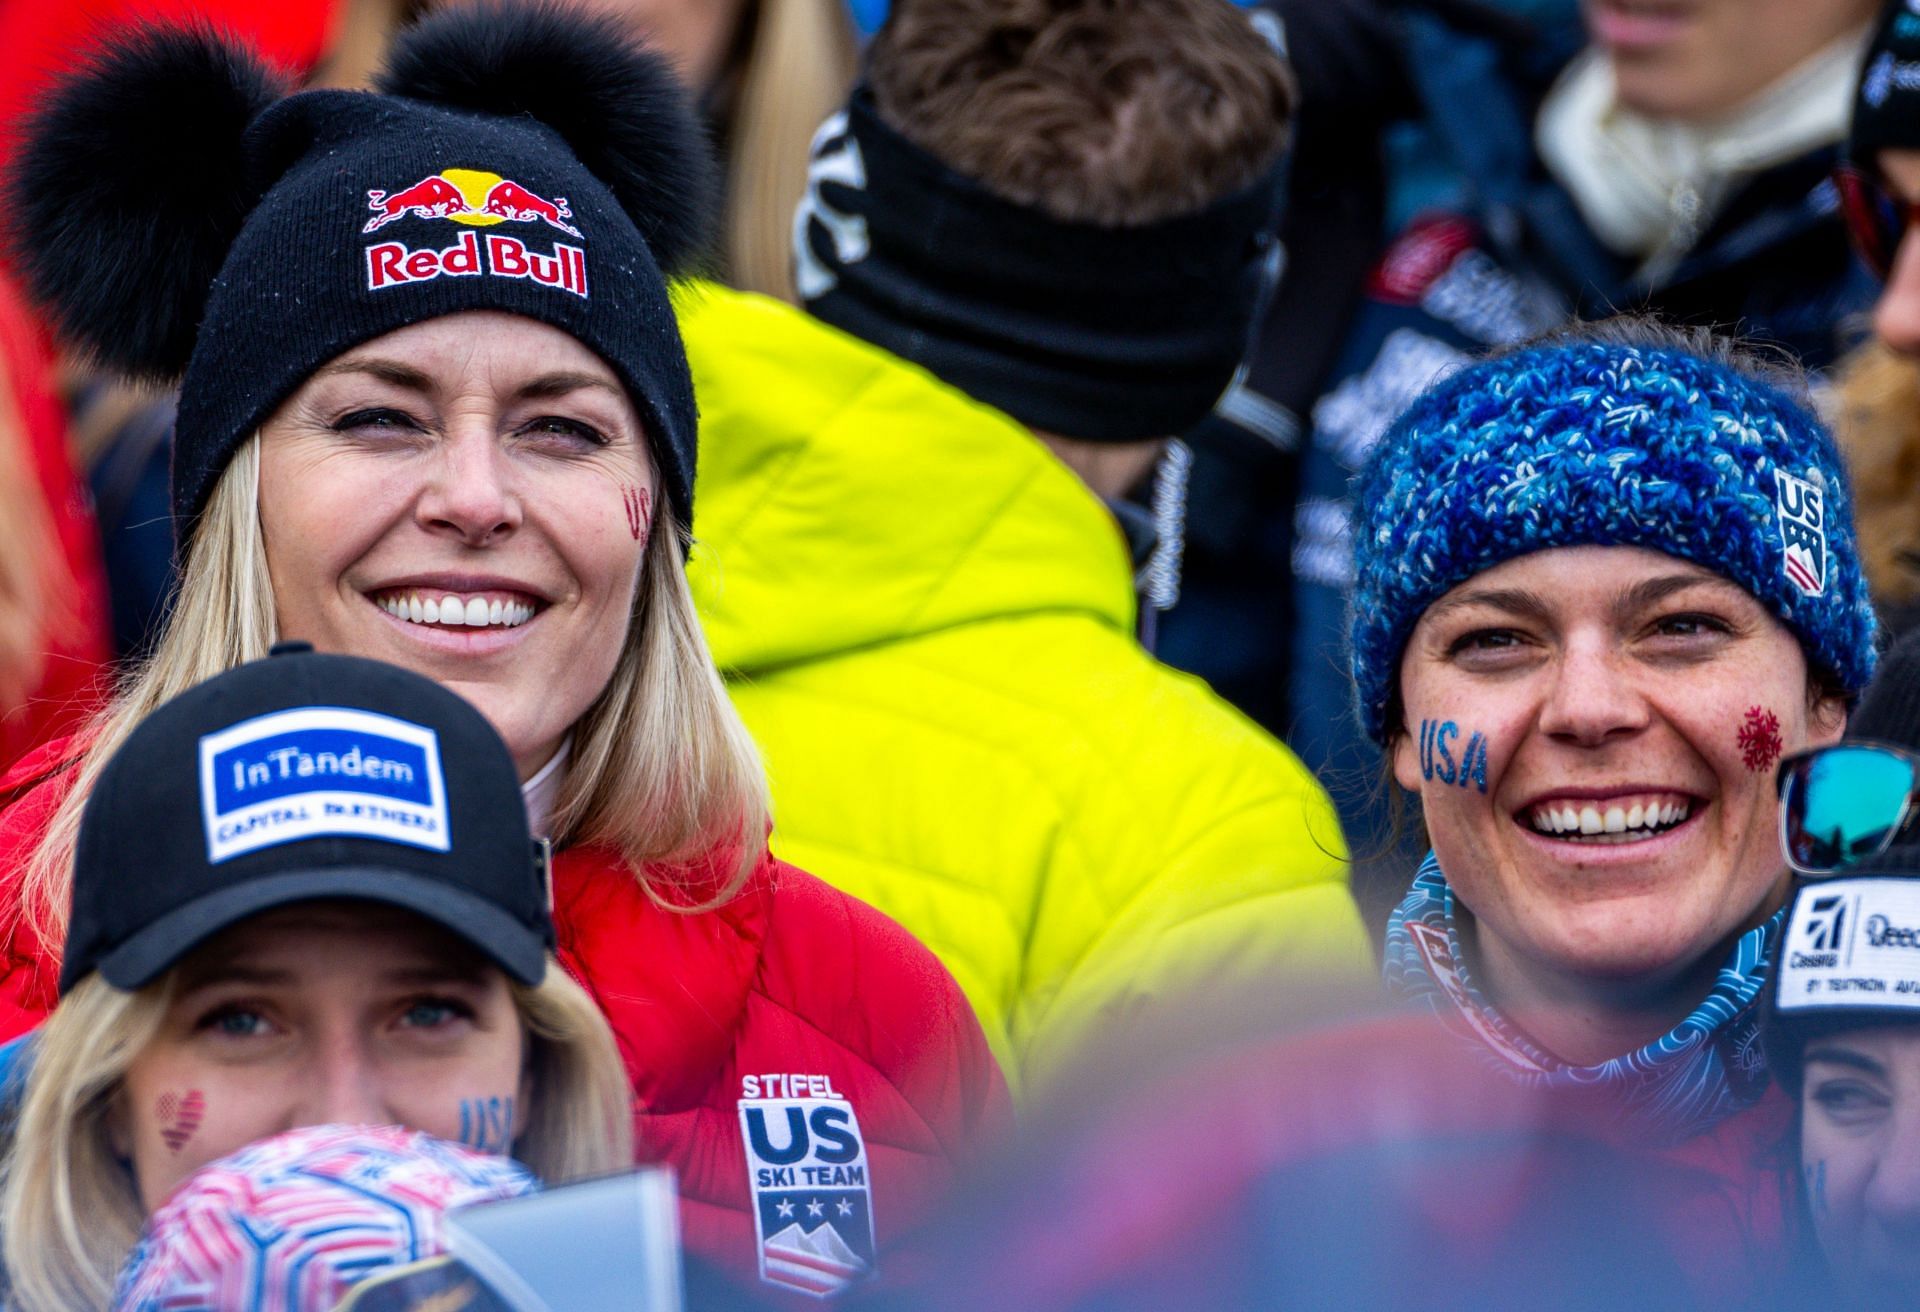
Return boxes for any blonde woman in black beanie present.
[0,3,1009,1296]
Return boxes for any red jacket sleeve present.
[0,735,80,1041]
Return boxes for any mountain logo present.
[761,1219,869,1296]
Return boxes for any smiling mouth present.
[370,589,538,630]
[1523,793,1695,845]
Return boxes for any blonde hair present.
[20,432,770,947]
[0,957,629,1312]
[722,0,859,300]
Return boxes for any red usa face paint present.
[622,485,650,541]
[1737,706,1783,773]
[156,1089,206,1153]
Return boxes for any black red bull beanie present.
[7,1,716,537]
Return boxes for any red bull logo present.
[364,168,582,238]
[361,168,587,299]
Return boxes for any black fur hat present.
[9,2,718,536]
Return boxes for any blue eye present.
[199,1006,271,1038]
[400,998,471,1028]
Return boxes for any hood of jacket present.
[676,284,1137,674]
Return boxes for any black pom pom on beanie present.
[9,2,718,539]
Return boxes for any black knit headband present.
[795,87,1285,443]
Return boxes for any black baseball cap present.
[62,642,553,995]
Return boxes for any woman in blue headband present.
[1350,318,1875,1231]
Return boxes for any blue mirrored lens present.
[1786,747,1918,871]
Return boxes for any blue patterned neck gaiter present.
[1383,853,1779,1145]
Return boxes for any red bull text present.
[367,231,588,298]
[361,169,588,297]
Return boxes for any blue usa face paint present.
[457,1096,515,1154]
[1418,719,1489,794]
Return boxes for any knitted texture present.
[9,10,715,540]
[175,89,697,536]
[1349,338,1877,744]
[111,1124,535,1311]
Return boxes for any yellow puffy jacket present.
[681,286,1372,1093]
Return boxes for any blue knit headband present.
[1349,338,1879,745]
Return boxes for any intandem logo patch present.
[198,707,451,863]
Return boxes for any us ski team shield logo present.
[1772,468,1827,597]
[738,1075,877,1297]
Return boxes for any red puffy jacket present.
[0,737,1013,1298]
[0,279,111,771]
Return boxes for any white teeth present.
[375,592,536,630]
[1528,796,1693,840]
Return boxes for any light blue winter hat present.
[1349,331,1878,746]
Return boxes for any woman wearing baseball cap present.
[1351,317,1876,1247]
[0,645,629,1311]
[1762,629,1920,1305]
[0,1,1008,1293]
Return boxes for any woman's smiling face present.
[259,312,656,778]
[1394,545,1846,995]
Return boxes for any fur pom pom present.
[7,26,287,379]
[377,1,719,274]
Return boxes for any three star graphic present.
[775,1196,859,1223]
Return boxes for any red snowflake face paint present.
[156,1089,206,1153]
[1738,706,1783,774]
[622,484,650,541]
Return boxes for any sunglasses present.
[1776,741,1920,876]
[1834,163,1920,280]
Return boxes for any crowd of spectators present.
[1,0,1919,1308]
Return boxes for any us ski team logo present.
[738,1075,877,1297]
[1773,468,1827,597]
